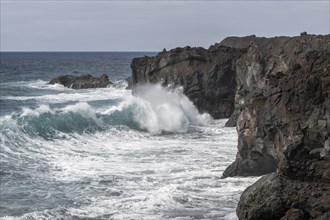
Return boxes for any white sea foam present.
[2,81,210,135]
[100,84,212,134]
[62,102,100,122]
[27,80,69,91]
[1,114,259,219]
[1,87,129,103]
[20,104,55,117]
[1,80,130,105]
[0,82,260,220]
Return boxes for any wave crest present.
[0,84,211,139]
[129,84,211,134]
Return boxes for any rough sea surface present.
[0,52,259,219]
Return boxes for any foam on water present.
[133,84,211,128]
[0,82,259,220]
[103,84,211,134]
[1,84,211,136]
[1,85,130,104]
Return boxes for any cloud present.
[1,1,329,51]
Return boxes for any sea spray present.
[1,84,211,140]
[119,84,211,134]
[1,52,259,219]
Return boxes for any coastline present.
[128,33,330,219]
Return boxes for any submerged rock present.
[49,74,112,89]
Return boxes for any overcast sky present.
[1,0,329,51]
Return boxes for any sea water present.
[0,52,258,219]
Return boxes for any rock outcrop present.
[219,34,330,219]
[238,174,330,220]
[128,33,330,218]
[222,34,330,177]
[129,45,246,119]
[49,74,112,89]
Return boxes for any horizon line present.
[0,50,160,53]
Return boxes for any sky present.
[1,0,329,52]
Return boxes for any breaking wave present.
[1,52,260,220]
[0,84,211,140]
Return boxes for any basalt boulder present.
[237,174,330,220]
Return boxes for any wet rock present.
[224,109,239,127]
[125,76,133,89]
[49,74,112,89]
[129,45,247,119]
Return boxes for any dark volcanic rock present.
[224,109,239,127]
[222,34,330,177]
[237,174,330,220]
[220,34,330,219]
[49,74,112,89]
[129,45,246,119]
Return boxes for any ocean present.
[0,52,258,220]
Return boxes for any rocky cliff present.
[128,33,330,218]
[221,34,330,219]
[129,45,246,119]
[222,34,330,177]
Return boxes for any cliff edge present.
[222,34,330,219]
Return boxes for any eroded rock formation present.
[49,74,112,89]
[128,34,330,218]
[129,45,246,119]
[221,34,330,219]
[222,34,330,176]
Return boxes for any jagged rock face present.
[129,46,245,119]
[223,34,330,178]
[221,34,330,219]
[49,74,112,89]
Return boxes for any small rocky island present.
[49,74,112,89]
[129,33,330,219]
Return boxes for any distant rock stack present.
[49,74,112,89]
